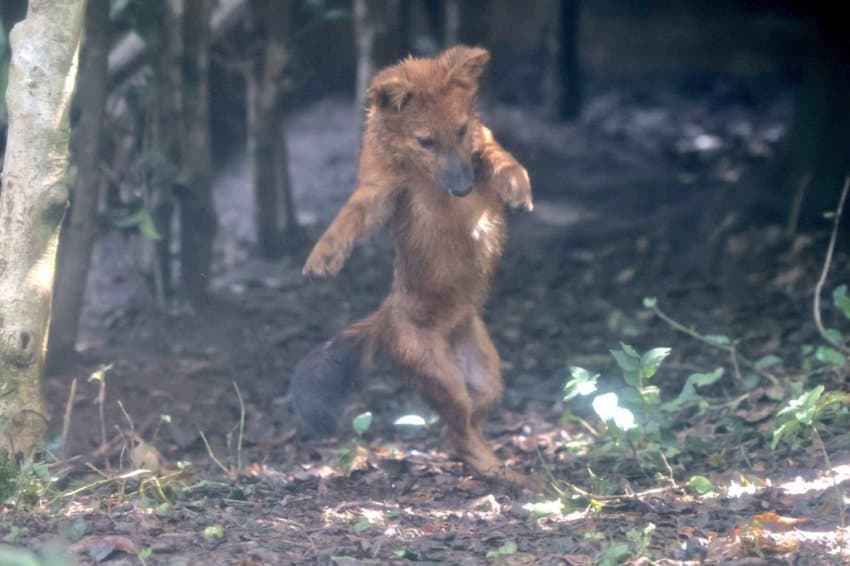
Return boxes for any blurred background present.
[0,0,847,457]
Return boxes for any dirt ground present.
[4,77,850,564]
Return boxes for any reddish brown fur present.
[300,46,532,481]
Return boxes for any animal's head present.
[366,45,490,198]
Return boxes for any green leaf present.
[203,525,224,539]
[640,347,671,379]
[620,343,640,357]
[56,516,86,542]
[825,328,844,343]
[611,345,641,384]
[688,475,714,494]
[777,385,824,426]
[833,284,850,319]
[754,355,782,370]
[692,369,725,388]
[352,412,373,436]
[592,393,636,431]
[598,542,631,566]
[393,549,421,560]
[115,209,162,240]
[138,212,162,240]
[815,346,846,367]
[642,296,658,308]
[563,366,599,401]
[661,368,724,413]
[522,499,563,517]
[352,516,372,533]
[640,385,661,405]
[497,540,517,555]
[705,334,731,346]
[336,447,354,471]
[0,545,45,566]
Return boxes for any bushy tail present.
[289,314,379,436]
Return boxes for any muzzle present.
[437,151,473,197]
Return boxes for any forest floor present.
[4,78,850,565]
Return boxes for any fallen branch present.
[813,177,850,356]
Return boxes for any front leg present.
[475,125,533,212]
[303,182,395,277]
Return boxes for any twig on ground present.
[60,377,78,459]
[200,430,232,478]
[88,364,113,467]
[650,303,779,385]
[233,381,246,472]
[811,425,845,533]
[813,177,850,356]
[786,173,811,239]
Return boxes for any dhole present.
[291,45,532,481]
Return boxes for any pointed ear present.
[441,45,490,88]
[366,71,413,112]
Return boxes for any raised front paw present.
[495,163,533,212]
[302,238,348,277]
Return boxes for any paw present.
[495,163,533,212]
[302,239,348,277]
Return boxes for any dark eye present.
[417,136,435,149]
[458,124,468,138]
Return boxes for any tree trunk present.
[353,0,401,112]
[443,0,460,46]
[0,0,27,147]
[544,0,582,121]
[180,0,217,300]
[785,23,850,223]
[150,0,183,301]
[248,0,298,258]
[47,0,110,372]
[0,0,86,454]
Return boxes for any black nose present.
[439,152,473,197]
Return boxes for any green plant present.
[593,522,655,566]
[770,385,847,451]
[486,539,517,560]
[565,343,717,468]
[337,412,373,473]
[0,452,55,505]
[0,541,72,566]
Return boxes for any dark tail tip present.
[289,336,362,437]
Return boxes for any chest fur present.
[393,187,505,276]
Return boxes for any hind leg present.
[451,315,504,432]
[386,317,504,476]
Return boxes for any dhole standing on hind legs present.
[291,45,533,482]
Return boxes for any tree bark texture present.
[48,0,110,371]
[544,0,582,121]
[248,0,297,257]
[180,0,217,299]
[150,0,184,299]
[786,31,850,221]
[443,0,461,47]
[354,0,401,112]
[0,0,87,454]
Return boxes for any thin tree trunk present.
[443,0,460,46]
[353,0,400,112]
[0,0,87,454]
[0,1,26,40]
[0,0,27,146]
[47,0,110,372]
[248,0,297,258]
[150,0,183,301]
[180,0,217,300]
[544,0,582,121]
